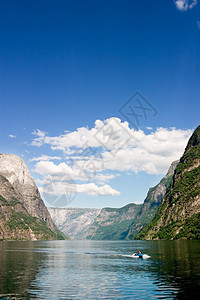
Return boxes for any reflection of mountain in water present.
[0,241,47,298]
[149,240,200,299]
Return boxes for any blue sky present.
[0,0,199,208]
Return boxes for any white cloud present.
[31,118,132,152]
[32,129,46,137]
[34,160,75,176]
[31,119,192,176]
[33,160,119,183]
[39,177,120,196]
[174,0,198,11]
[94,173,120,183]
[31,118,192,197]
[8,134,16,138]
[76,183,120,196]
[30,155,62,162]
[197,21,200,29]
[32,129,47,146]
[33,158,121,197]
[101,127,192,174]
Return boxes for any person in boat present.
[136,251,143,258]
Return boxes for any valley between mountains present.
[0,125,200,241]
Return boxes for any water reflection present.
[0,241,47,299]
[148,240,200,299]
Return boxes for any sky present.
[0,0,199,208]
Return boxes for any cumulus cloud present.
[31,118,132,152]
[76,183,120,196]
[39,176,120,197]
[8,134,16,138]
[31,118,192,175]
[31,118,192,197]
[34,161,75,176]
[34,160,118,183]
[174,0,198,11]
[30,155,62,162]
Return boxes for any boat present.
[131,253,150,259]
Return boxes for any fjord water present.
[0,240,200,299]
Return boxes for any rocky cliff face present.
[48,207,101,239]
[0,154,66,240]
[136,125,200,240]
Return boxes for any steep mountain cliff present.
[136,125,200,240]
[0,154,66,240]
[126,160,179,239]
[48,207,101,239]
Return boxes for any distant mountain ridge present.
[136,125,200,240]
[49,204,142,240]
[49,160,178,240]
[81,203,142,240]
[0,154,66,240]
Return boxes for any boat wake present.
[122,253,151,259]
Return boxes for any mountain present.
[126,160,179,239]
[49,204,142,240]
[49,161,177,240]
[48,207,101,239]
[82,203,142,240]
[136,125,200,240]
[0,154,66,240]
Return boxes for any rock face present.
[0,154,66,240]
[48,207,101,239]
[136,125,200,240]
[49,161,177,240]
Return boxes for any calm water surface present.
[0,240,200,299]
